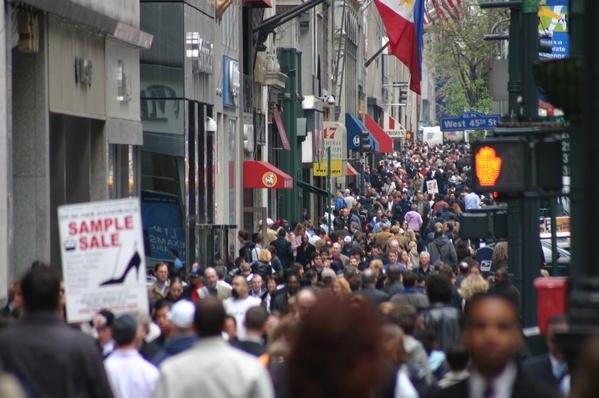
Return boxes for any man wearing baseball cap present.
[152,300,196,366]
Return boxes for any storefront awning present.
[296,180,329,197]
[272,107,291,151]
[347,164,358,176]
[345,113,374,151]
[364,114,394,153]
[243,161,293,189]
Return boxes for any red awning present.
[347,164,358,176]
[272,107,291,151]
[244,0,272,7]
[364,114,394,153]
[243,161,293,189]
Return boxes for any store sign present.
[75,56,93,87]
[117,60,131,102]
[223,55,239,108]
[262,172,278,187]
[313,122,347,177]
[186,32,214,75]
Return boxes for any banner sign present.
[58,198,149,323]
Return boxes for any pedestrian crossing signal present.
[472,139,527,194]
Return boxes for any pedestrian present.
[152,300,196,366]
[223,276,262,338]
[104,314,160,398]
[154,297,273,398]
[0,267,114,397]
[429,293,561,398]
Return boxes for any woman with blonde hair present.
[404,229,417,246]
[407,241,420,270]
[491,241,509,270]
[457,274,489,310]
[330,276,352,301]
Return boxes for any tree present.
[425,0,504,118]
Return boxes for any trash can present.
[533,277,569,335]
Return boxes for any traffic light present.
[360,130,371,152]
[405,131,413,141]
[399,87,408,103]
[471,138,528,194]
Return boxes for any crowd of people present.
[0,142,589,398]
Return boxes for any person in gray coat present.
[427,224,457,269]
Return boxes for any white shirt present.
[468,361,517,398]
[104,349,160,398]
[394,367,419,398]
[223,296,262,338]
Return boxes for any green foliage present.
[425,0,503,115]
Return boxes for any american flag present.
[429,0,465,25]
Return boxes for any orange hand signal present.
[475,146,502,186]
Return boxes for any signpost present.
[58,198,149,323]
[440,111,500,132]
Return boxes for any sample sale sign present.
[58,198,149,323]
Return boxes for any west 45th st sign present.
[440,112,500,132]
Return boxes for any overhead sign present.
[58,198,149,323]
[440,112,500,132]
[313,122,347,177]
[383,112,406,138]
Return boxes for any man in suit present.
[522,315,569,396]
[272,228,293,270]
[430,293,561,398]
[271,272,301,316]
[355,269,389,309]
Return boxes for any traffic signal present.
[405,131,413,141]
[399,87,408,103]
[471,138,528,194]
[360,130,371,152]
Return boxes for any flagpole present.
[364,41,391,68]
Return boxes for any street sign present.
[440,112,500,132]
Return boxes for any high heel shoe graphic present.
[100,252,142,286]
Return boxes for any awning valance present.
[243,161,293,189]
[364,114,394,153]
[345,113,373,151]
[347,164,358,176]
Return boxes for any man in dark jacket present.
[489,267,522,316]
[383,265,405,296]
[355,269,389,309]
[430,293,561,398]
[272,228,293,270]
[231,306,268,357]
[0,267,114,398]
[427,224,457,269]
[522,315,569,397]
[420,274,462,353]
